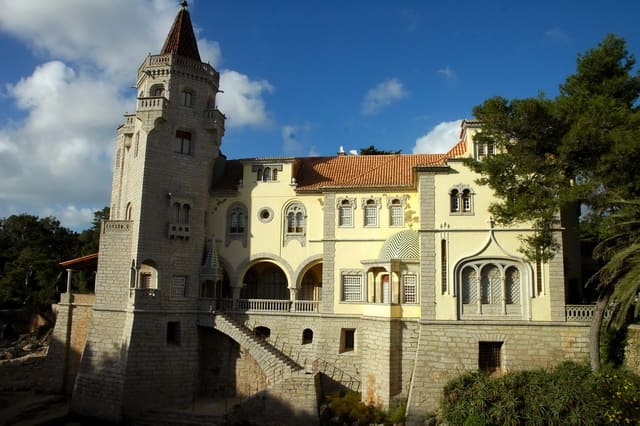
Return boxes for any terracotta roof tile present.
[160,5,201,61]
[445,139,467,158]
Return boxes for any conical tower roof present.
[160,1,201,61]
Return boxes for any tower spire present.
[160,1,201,61]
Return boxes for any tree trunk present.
[589,289,612,371]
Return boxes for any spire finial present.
[180,0,188,9]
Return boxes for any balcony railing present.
[207,298,320,313]
[565,304,595,322]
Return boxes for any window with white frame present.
[341,273,363,302]
[402,274,417,304]
[475,142,495,160]
[175,130,192,154]
[362,198,380,227]
[387,197,405,227]
[449,185,474,215]
[337,198,355,227]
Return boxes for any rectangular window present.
[479,341,502,373]
[175,130,191,154]
[364,206,378,227]
[172,275,187,297]
[340,328,355,353]
[341,274,362,302]
[140,273,152,289]
[182,90,193,107]
[441,239,447,293]
[390,205,403,226]
[402,274,417,304]
[339,206,353,227]
[167,321,181,346]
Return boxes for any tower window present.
[175,130,192,155]
[167,321,181,346]
[182,90,193,107]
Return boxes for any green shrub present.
[441,362,640,425]
[319,391,405,425]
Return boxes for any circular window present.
[258,207,274,223]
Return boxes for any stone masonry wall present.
[43,293,95,393]
[625,324,640,375]
[405,321,591,422]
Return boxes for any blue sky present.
[0,0,639,231]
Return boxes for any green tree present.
[77,206,110,255]
[359,145,402,155]
[0,214,79,313]
[468,34,640,370]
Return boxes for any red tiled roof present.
[160,4,201,61]
[60,253,98,268]
[445,139,467,158]
[295,154,446,191]
[213,154,448,193]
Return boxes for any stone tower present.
[72,2,225,420]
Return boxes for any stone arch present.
[240,261,289,300]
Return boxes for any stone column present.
[232,286,242,311]
[289,288,298,312]
[65,268,73,293]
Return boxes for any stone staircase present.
[211,313,303,384]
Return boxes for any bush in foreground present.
[441,361,640,425]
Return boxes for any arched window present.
[449,185,474,215]
[388,198,404,227]
[284,202,307,246]
[362,198,380,227]
[285,203,305,234]
[450,189,460,212]
[338,198,355,227]
[263,167,271,182]
[256,167,263,181]
[459,260,525,318]
[173,202,181,223]
[181,204,190,225]
[226,203,248,247]
[302,328,313,344]
[151,84,165,97]
[125,202,133,220]
[272,168,278,181]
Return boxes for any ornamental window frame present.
[449,184,474,215]
[361,197,381,227]
[226,202,248,247]
[386,196,407,227]
[284,201,306,246]
[337,197,356,228]
[457,259,525,318]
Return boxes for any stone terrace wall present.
[406,321,591,422]
[42,293,95,393]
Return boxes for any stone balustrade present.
[565,304,595,321]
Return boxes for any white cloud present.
[437,66,457,81]
[361,78,407,115]
[412,120,463,154]
[218,70,274,128]
[0,0,274,230]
